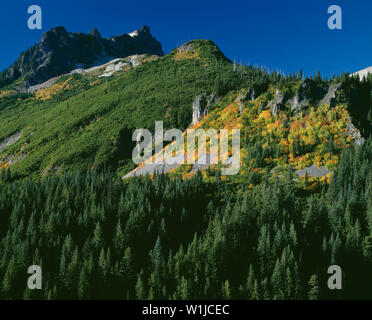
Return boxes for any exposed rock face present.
[178,43,194,53]
[192,94,217,124]
[289,79,311,112]
[0,132,21,152]
[236,91,250,114]
[123,157,182,179]
[247,87,256,100]
[27,54,154,93]
[289,79,335,112]
[4,153,27,166]
[192,95,206,125]
[288,94,304,113]
[319,83,342,106]
[295,165,331,178]
[271,89,284,116]
[346,122,365,146]
[1,25,163,86]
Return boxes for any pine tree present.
[135,273,146,300]
[222,280,232,300]
[2,256,16,298]
[179,276,190,300]
[271,259,285,299]
[246,264,255,299]
[92,222,103,249]
[113,220,125,252]
[251,280,261,300]
[308,274,319,300]
[78,265,89,299]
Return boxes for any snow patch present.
[351,66,372,80]
[128,30,139,37]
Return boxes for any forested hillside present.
[0,139,371,299]
[0,35,371,300]
[0,40,278,179]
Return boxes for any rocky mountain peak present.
[0,25,163,87]
[89,27,102,39]
[40,26,71,46]
[139,25,150,34]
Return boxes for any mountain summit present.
[0,25,163,87]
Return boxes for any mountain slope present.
[0,39,270,179]
[0,25,163,88]
[0,29,372,301]
[0,36,370,182]
[352,66,372,80]
[124,83,364,183]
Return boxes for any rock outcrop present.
[236,91,250,114]
[247,87,256,100]
[177,43,194,53]
[289,79,335,112]
[346,122,365,146]
[0,25,163,87]
[26,54,155,93]
[289,79,314,112]
[192,94,217,124]
[0,132,21,152]
[319,83,342,106]
[295,165,331,178]
[271,89,284,116]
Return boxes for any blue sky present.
[1,0,371,77]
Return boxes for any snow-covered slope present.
[351,66,372,80]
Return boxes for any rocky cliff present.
[0,25,163,87]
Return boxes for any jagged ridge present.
[0,25,163,87]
